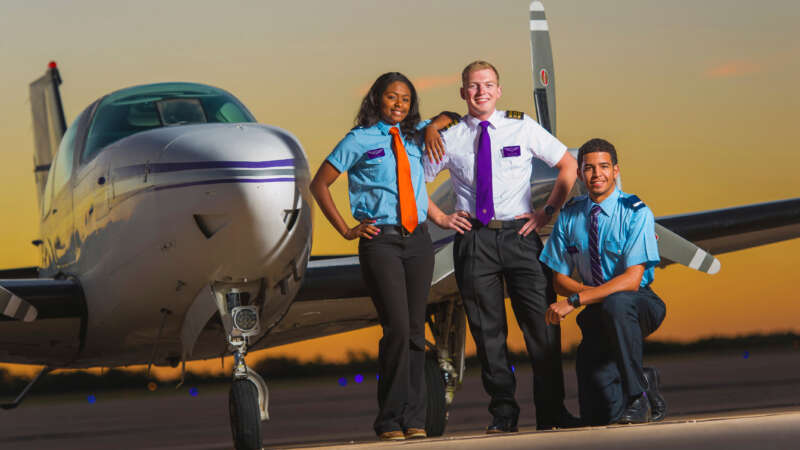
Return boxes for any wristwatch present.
[567,293,581,308]
[544,204,556,216]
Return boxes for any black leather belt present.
[376,223,427,237]
[468,218,527,230]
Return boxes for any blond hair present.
[461,60,500,85]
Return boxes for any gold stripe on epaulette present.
[440,118,460,132]
[505,110,524,120]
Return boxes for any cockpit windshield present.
[82,82,256,163]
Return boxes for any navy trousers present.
[575,286,666,425]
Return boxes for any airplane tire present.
[425,352,447,437]
[229,379,263,450]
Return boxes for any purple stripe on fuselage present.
[432,235,455,250]
[114,159,295,178]
[153,177,295,191]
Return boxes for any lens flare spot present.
[743,351,750,359]
[147,382,158,392]
[511,365,516,373]
[87,394,96,404]
[189,387,199,397]
[354,374,364,384]
[338,377,347,387]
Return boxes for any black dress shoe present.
[486,416,519,434]
[643,367,667,421]
[616,393,651,424]
[536,405,582,430]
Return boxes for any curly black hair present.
[577,138,618,167]
[355,72,421,137]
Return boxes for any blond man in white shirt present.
[425,61,579,432]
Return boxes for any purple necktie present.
[475,121,494,225]
[589,205,604,286]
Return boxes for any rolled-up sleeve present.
[540,216,573,276]
[526,116,566,168]
[623,208,660,270]
[326,131,360,173]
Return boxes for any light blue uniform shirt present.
[540,188,660,287]
[326,120,430,226]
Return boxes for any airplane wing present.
[255,241,459,350]
[0,275,85,322]
[655,197,800,267]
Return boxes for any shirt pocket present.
[500,145,529,177]
[360,148,387,174]
[603,238,624,269]
[564,239,580,259]
[405,145,422,160]
[449,151,474,184]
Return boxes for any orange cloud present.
[356,74,460,96]
[412,74,460,92]
[705,60,762,78]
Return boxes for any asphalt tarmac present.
[2,348,799,449]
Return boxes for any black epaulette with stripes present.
[622,195,646,211]
[505,110,524,120]
[562,195,585,211]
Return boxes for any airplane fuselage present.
[5,83,313,368]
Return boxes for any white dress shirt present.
[424,109,567,220]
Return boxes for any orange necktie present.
[389,127,418,233]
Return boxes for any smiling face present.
[579,151,620,203]
[461,68,502,120]
[379,81,411,125]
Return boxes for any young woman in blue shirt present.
[310,72,469,441]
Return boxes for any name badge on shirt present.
[567,246,578,254]
[366,148,385,159]
[502,146,521,157]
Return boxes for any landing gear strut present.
[217,288,269,450]
[425,296,467,437]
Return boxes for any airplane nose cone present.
[142,123,311,281]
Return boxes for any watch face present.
[544,205,555,215]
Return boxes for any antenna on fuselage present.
[29,61,67,211]
[528,1,556,136]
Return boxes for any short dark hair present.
[577,138,618,167]
[355,72,421,137]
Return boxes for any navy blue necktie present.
[589,205,604,286]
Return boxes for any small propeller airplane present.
[1,2,798,449]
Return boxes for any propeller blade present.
[528,1,557,135]
[655,223,721,274]
[0,285,38,322]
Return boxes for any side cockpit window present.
[81,83,255,164]
[42,107,90,217]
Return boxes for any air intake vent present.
[193,214,230,239]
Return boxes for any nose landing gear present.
[217,288,269,450]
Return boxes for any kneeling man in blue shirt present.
[539,138,667,425]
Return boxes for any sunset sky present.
[1,0,798,378]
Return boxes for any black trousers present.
[359,225,434,434]
[576,286,666,425]
[454,222,566,425]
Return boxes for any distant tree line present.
[1,332,798,397]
